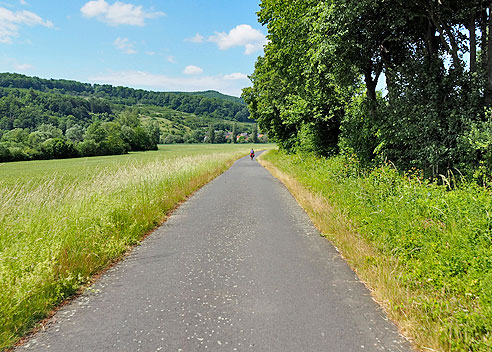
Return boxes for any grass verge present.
[0,144,272,350]
[260,150,492,352]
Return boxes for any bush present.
[0,145,11,162]
[41,138,75,159]
[8,146,29,161]
[100,134,128,155]
[76,139,99,156]
[263,150,492,350]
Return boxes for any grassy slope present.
[260,150,492,352]
[0,144,273,350]
[183,90,244,103]
[134,105,252,137]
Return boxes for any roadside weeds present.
[259,154,427,351]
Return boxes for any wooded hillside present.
[0,72,251,122]
[244,0,492,178]
[0,73,255,162]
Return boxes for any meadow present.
[0,144,271,350]
[261,150,492,352]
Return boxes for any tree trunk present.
[426,3,460,68]
[426,20,438,58]
[364,70,377,119]
[487,7,492,106]
[468,17,477,73]
[481,9,488,68]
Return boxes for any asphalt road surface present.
[19,153,412,352]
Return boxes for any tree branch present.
[425,2,461,68]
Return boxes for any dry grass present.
[0,147,256,350]
[259,156,441,352]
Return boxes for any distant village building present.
[237,132,249,142]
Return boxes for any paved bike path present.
[19,153,412,351]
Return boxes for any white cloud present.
[167,55,176,63]
[19,0,28,5]
[1,56,34,71]
[145,51,155,56]
[113,37,136,54]
[14,62,33,70]
[224,72,248,80]
[0,7,54,44]
[208,24,266,55]
[81,0,165,26]
[184,33,203,43]
[88,70,251,97]
[183,65,203,75]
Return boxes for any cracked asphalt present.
[18,152,412,352]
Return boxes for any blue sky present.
[0,0,266,96]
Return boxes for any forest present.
[0,73,251,122]
[0,73,258,163]
[0,87,159,162]
[244,2,492,350]
[243,0,492,179]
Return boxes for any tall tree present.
[246,0,492,175]
[244,0,348,155]
[232,122,237,144]
[252,124,259,144]
[207,124,215,144]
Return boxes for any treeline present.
[0,73,251,122]
[0,88,159,162]
[0,87,111,131]
[160,122,266,144]
[244,0,492,178]
[0,114,159,162]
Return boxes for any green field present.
[0,144,274,350]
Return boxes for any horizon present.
[0,71,244,99]
[0,0,265,97]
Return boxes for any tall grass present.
[261,150,492,351]
[0,145,271,350]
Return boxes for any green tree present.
[84,121,107,144]
[41,138,77,159]
[1,128,29,147]
[65,124,84,142]
[252,124,259,143]
[215,130,226,144]
[144,121,161,147]
[232,122,237,144]
[0,144,11,162]
[207,124,215,144]
[244,0,348,155]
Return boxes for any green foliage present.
[338,94,381,165]
[76,139,98,156]
[252,124,259,144]
[0,144,274,350]
[65,124,84,142]
[185,90,244,104]
[0,73,266,162]
[0,109,161,161]
[232,122,237,144]
[0,72,251,122]
[243,0,348,156]
[40,138,77,159]
[264,150,492,350]
[207,124,215,144]
[246,0,492,177]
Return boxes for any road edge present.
[257,151,418,352]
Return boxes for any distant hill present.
[184,90,244,104]
[0,72,251,122]
[0,73,259,163]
